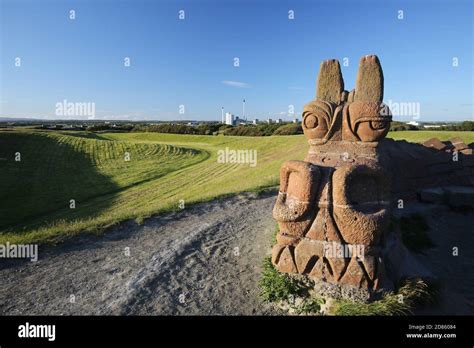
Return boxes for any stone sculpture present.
[272,55,394,300]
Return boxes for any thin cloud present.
[221,80,251,88]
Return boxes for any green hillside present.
[0,129,472,245]
[0,130,307,244]
[0,130,208,243]
[387,130,474,143]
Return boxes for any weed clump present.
[259,257,306,303]
[331,278,439,316]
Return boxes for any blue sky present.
[0,0,472,122]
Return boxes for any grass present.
[0,130,206,228]
[398,214,435,253]
[259,256,326,315]
[331,278,439,316]
[387,130,474,144]
[259,257,306,303]
[0,129,307,244]
[294,296,325,315]
[1,128,472,244]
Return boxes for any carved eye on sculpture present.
[370,121,386,130]
[347,102,391,142]
[304,114,318,129]
[302,100,334,141]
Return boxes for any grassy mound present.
[1,129,472,244]
[0,130,207,243]
[0,130,308,244]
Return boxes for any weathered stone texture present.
[273,55,393,298]
[316,59,344,103]
[271,55,474,301]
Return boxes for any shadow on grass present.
[0,131,119,234]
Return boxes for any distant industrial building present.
[276,118,282,124]
[225,112,234,125]
[267,118,273,124]
[253,119,259,125]
[225,112,251,126]
[235,117,246,125]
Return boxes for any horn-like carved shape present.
[354,55,384,103]
[316,59,344,103]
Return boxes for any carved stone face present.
[301,55,391,144]
[272,55,393,294]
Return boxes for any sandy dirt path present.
[0,192,281,315]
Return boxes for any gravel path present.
[0,192,472,315]
[0,192,281,315]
